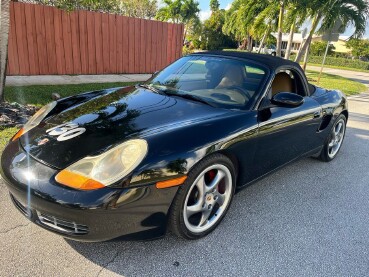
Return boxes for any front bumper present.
[0,141,178,242]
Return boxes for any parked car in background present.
[253,45,277,56]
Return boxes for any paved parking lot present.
[1,94,369,277]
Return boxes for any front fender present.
[128,111,259,188]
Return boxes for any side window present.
[271,69,307,98]
[245,66,265,77]
[243,65,266,92]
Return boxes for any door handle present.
[313,111,321,118]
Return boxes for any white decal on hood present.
[46,122,86,141]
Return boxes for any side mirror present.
[271,92,304,108]
[152,71,159,78]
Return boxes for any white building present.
[271,33,351,54]
[271,33,306,53]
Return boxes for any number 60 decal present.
[46,122,86,141]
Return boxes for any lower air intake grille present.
[10,194,32,218]
[37,212,89,235]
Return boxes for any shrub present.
[310,42,335,56]
[307,56,369,70]
[182,46,194,56]
[332,52,351,59]
[289,55,369,70]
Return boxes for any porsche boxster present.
[0,51,348,241]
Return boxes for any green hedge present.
[290,55,369,70]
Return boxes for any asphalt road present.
[1,94,369,277]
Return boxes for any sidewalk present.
[307,65,369,89]
[5,74,152,86]
[6,67,369,90]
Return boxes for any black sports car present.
[0,52,348,241]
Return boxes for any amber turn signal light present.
[55,170,105,190]
[156,176,187,189]
[11,128,25,141]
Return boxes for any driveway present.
[307,65,369,88]
[1,94,369,276]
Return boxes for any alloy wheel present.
[183,164,232,234]
[328,118,346,159]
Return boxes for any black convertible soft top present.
[194,51,301,71]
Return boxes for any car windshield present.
[146,55,267,110]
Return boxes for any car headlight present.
[11,101,57,141]
[55,139,148,190]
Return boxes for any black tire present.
[168,154,236,239]
[318,114,347,162]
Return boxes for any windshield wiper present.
[136,84,167,96]
[167,92,215,107]
[138,84,214,107]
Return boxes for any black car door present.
[251,69,323,179]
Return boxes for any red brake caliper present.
[206,170,217,190]
[207,170,216,181]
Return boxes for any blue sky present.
[198,0,369,38]
[198,0,232,10]
[198,0,231,21]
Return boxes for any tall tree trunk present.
[258,23,271,54]
[247,36,253,52]
[239,38,247,50]
[0,0,10,103]
[285,18,296,60]
[295,13,322,63]
[183,26,187,45]
[302,36,312,71]
[276,0,285,57]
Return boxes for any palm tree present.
[118,0,158,19]
[156,0,199,25]
[276,0,286,57]
[203,5,234,50]
[180,0,199,43]
[210,0,220,12]
[295,0,369,63]
[224,0,294,56]
[156,0,184,23]
[284,0,310,60]
[0,0,10,103]
[156,0,199,43]
[252,2,279,53]
[223,0,268,51]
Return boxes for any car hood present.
[20,87,230,169]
